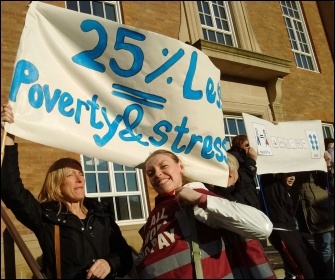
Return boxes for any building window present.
[197,1,237,47]
[280,1,318,71]
[65,1,149,224]
[66,1,121,22]
[82,156,148,223]
[223,115,246,149]
[322,123,334,139]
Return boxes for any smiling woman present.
[136,148,275,279]
[1,103,134,279]
[38,158,86,214]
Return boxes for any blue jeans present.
[313,231,334,279]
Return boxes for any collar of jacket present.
[154,193,176,206]
[154,182,217,206]
[227,148,245,164]
[41,197,113,217]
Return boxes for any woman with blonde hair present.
[1,103,133,279]
[135,148,275,279]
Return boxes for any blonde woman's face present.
[59,166,85,202]
[145,154,184,195]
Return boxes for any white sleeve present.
[193,195,273,239]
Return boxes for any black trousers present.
[269,229,319,279]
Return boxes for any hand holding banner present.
[5,2,229,187]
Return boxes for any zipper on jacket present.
[79,215,94,237]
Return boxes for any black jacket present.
[262,178,297,230]
[207,150,261,210]
[1,144,133,279]
[207,175,261,209]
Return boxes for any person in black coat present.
[262,172,319,279]
[1,103,133,279]
[207,135,261,210]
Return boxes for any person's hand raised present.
[1,103,15,145]
[1,103,14,129]
[247,146,258,161]
[324,150,332,165]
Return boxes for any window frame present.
[322,123,334,139]
[180,1,261,52]
[81,156,149,224]
[65,1,123,22]
[197,1,238,47]
[223,114,246,150]
[280,1,318,72]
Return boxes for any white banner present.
[5,1,229,187]
[242,113,327,174]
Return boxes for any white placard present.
[5,2,229,187]
[242,113,327,174]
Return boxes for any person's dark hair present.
[324,137,334,149]
[274,172,295,179]
[228,135,250,161]
[231,135,248,148]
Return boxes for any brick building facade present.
[1,1,333,278]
